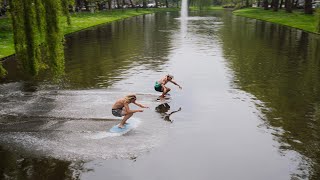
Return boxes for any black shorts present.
[112,108,123,117]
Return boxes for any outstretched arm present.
[124,103,143,114]
[170,80,182,89]
[133,102,149,108]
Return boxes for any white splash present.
[181,0,188,20]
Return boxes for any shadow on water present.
[220,11,320,179]
[155,103,182,123]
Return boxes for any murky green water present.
[1,10,320,179]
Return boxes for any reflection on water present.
[0,148,86,179]
[220,13,320,178]
[155,103,182,122]
[1,10,320,180]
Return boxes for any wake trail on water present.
[87,118,141,139]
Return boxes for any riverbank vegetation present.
[0,0,179,78]
[0,8,179,59]
[207,0,320,33]
[189,6,223,11]
[233,8,317,33]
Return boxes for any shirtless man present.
[154,74,182,98]
[112,94,148,128]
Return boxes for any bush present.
[222,4,236,8]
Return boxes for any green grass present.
[233,7,317,34]
[189,6,223,11]
[0,8,179,59]
[0,17,15,58]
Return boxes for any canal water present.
[1,10,320,179]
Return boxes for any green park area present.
[0,8,178,59]
[233,7,318,34]
[1,6,319,60]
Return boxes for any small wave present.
[85,118,141,139]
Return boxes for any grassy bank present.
[233,8,317,34]
[189,6,223,11]
[0,8,179,59]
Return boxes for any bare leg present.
[118,113,133,128]
[160,87,171,98]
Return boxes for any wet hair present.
[167,74,174,79]
[125,94,137,103]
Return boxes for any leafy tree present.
[6,0,68,78]
[0,62,6,77]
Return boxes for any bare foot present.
[118,124,124,128]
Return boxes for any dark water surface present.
[1,10,320,179]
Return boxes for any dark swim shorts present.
[154,81,163,92]
[112,108,123,117]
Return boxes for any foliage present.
[222,3,236,8]
[234,8,317,34]
[0,62,6,77]
[219,0,253,7]
[7,0,66,78]
[234,3,245,10]
[42,0,65,77]
[61,0,71,25]
[0,7,179,78]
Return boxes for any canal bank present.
[0,8,179,59]
[233,7,319,34]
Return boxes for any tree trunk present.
[107,0,112,9]
[116,0,121,8]
[273,0,279,11]
[263,0,269,10]
[258,0,261,7]
[271,0,275,8]
[165,0,168,7]
[285,0,292,13]
[143,0,147,8]
[155,1,159,8]
[279,0,284,9]
[304,0,313,14]
[294,0,298,8]
[128,0,134,7]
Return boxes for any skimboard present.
[109,118,139,134]
[156,95,171,102]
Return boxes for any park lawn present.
[233,8,317,33]
[0,17,15,58]
[0,8,179,59]
[190,6,223,11]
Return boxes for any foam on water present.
[87,118,141,139]
[0,88,172,161]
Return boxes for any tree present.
[304,0,313,14]
[263,0,269,10]
[7,0,68,78]
[0,62,6,77]
[273,0,279,11]
[285,0,292,13]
